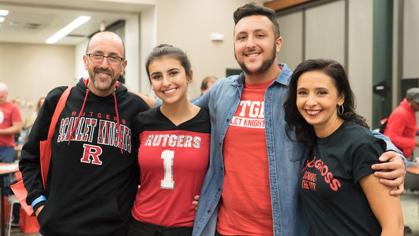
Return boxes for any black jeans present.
[127,219,192,236]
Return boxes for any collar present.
[231,63,292,88]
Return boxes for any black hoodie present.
[20,79,149,236]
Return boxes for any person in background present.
[0,82,22,165]
[284,59,403,235]
[191,76,218,103]
[200,76,217,96]
[18,96,45,146]
[19,31,149,236]
[192,3,406,236]
[128,44,210,236]
[384,87,419,159]
[0,82,22,226]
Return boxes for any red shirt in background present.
[0,101,21,147]
[384,98,417,157]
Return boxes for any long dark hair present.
[284,59,368,148]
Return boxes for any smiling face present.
[296,70,344,137]
[233,15,282,76]
[83,32,127,96]
[148,56,191,105]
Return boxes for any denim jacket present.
[192,64,403,236]
[193,64,309,236]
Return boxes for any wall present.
[277,0,374,125]
[403,0,419,78]
[73,0,264,99]
[154,0,264,99]
[0,42,74,118]
[348,0,373,125]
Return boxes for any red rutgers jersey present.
[131,107,210,227]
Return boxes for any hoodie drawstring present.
[113,93,123,154]
[67,89,89,144]
[67,81,123,154]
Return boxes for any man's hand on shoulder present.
[371,151,405,195]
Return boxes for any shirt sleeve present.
[11,105,22,123]
[351,137,386,184]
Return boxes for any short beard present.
[88,69,117,91]
[236,45,277,76]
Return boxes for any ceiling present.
[0,0,154,45]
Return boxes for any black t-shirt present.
[300,121,385,236]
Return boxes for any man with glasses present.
[0,82,22,226]
[19,31,149,236]
[385,87,419,159]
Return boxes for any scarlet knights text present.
[56,115,132,153]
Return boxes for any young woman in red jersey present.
[284,59,403,236]
[128,44,210,236]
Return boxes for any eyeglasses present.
[86,53,124,64]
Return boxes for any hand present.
[371,151,405,195]
[35,205,44,217]
[192,195,200,211]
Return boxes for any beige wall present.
[348,0,373,125]
[0,43,74,119]
[277,0,374,125]
[154,0,263,99]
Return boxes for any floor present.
[7,191,419,236]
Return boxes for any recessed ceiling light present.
[46,16,91,44]
[0,17,5,23]
[9,21,20,27]
[0,10,8,16]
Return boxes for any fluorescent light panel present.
[0,10,8,16]
[0,17,4,23]
[46,16,91,44]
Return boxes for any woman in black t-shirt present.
[284,59,403,236]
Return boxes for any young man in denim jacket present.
[193,3,406,236]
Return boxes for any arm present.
[360,174,404,236]
[0,121,22,135]
[371,131,406,195]
[0,105,22,135]
[19,87,66,214]
[193,88,210,109]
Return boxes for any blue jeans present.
[0,146,16,193]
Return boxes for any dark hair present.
[233,3,280,38]
[200,76,217,91]
[284,59,368,148]
[145,44,192,81]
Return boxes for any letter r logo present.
[81,144,103,165]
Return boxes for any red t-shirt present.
[217,79,274,235]
[0,102,21,147]
[384,99,417,157]
[132,108,210,227]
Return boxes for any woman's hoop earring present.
[338,105,344,116]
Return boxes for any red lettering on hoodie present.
[80,144,103,165]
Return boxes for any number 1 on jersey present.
[161,150,175,189]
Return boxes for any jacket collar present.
[231,63,292,88]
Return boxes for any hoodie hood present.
[70,78,124,153]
